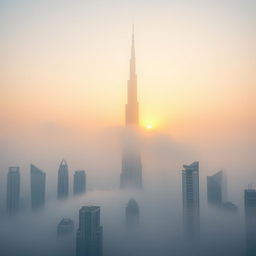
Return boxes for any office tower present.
[244,189,256,256]
[30,164,46,210]
[126,198,139,228]
[120,26,142,189]
[76,206,103,256]
[73,170,86,195]
[207,170,226,205]
[6,167,20,214]
[58,159,69,199]
[182,161,200,240]
[57,218,74,236]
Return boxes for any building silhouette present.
[126,198,139,228]
[244,189,256,256]
[182,161,200,240]
[76,206,103,256]
[207,170,226,205]
[30,164,46,210]
[57,218,74,236]
[221,201,238,212]
[120,26,142,189]
[74,170,86,195]
[58,159,69,199]
[6,167,20,214]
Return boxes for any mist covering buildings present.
[0,1,256,256]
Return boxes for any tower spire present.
[130,24,136,79]
[125,24,139,126]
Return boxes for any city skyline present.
[0,1,256,256]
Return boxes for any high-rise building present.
[58,159,69,199]
[57,218,74,236]
[126,198,139,228]
[73,170,86,195]
[120,26,142,189]
[244,189,256,256]
[76,206,103,256]
[182,161,200,240]
[6,167,20,214]
[30,164,46,210]
[207,170,226,205]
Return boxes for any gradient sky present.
[1,0,256,144]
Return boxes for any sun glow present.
[142,117,158,131]
[146,124,153,130]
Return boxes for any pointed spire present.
[131,24,135,60]
[130,24,136,79]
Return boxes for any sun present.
[145,124,153,130]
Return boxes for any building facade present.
[126,198,139,229]
[30,164,46,210]
[6,167,20,214]
[57,218,74,236]
[76,206,103,256]
[244,189,256,256]
[207,170,226,205]
[58,159,69,199]
[74,170,86,195]
[182,161,200,240]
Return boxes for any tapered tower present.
[120,26,142,189]
[126,25,139,126]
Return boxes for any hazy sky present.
[1,0,255,171]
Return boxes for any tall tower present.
[76,206,103,256]
[125,25,139,126]
[120,26,142,189]
[182,161,200,240]
[6,167,20,214]
[58,159,69,199]
[207,170,226,206]
[73,170,86,195]
[30,164,46,210]
[244,189,256,256]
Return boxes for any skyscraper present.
[76,206,103,256]
[57,218,74,236]
[6,167,20,214]
[244,189,256,256]
[58,159,69,199]
[30,164,46,210]
[126,198,139,228]
[120,26,142,189]
[207,170,226,205]
[73,170,86,195]
[182,161,200,240]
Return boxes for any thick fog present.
[0,127,254,256]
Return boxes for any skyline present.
[1,1,256,256]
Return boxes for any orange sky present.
[1,0,256,145]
